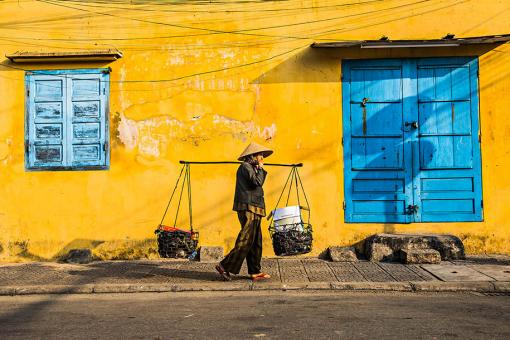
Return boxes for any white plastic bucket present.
[273,206,302,231]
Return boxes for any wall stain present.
[115,112,277,155]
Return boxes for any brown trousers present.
[220,211,262,275]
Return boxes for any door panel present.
[342,61,412,223]
[416,58,482,222]
[342,57,483,223]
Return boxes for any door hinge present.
[481,199,483,208]
[26,88,30,97]
[341,136,344,146]
[103,141,108,152]
[478,133,481,143]
[343,201,346,210]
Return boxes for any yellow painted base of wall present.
[1,232,508,263]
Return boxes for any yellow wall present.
[1,0,510,261]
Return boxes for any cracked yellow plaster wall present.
[1,0,510,261]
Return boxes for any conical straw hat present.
[238,142,273,161]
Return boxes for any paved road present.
[0,291,509,339]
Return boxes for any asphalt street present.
[0,291,508,339]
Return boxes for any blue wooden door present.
[414,58,483,222]
[342,60,414,223]
[342,58,483,223]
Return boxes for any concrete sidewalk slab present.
[331,282,413,292]
[421,264,494,281]
[467,265,510,281]
[0,257,509,295]
[492,281,510,292]
[411,281,495,292]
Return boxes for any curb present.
[0,281,508,296]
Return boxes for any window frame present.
[24,68,110,171]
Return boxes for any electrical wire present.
[44,0,385,14]
[0,42,308,83]
[0,0,471,89]
[0,0,463,53]
[34,0,434,40]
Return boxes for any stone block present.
[429,235,465,260]
[199,246,224,262]
[364,233,466,262]
[61,248,93,264]
[328,246,358,262]
[401,248,441,264]
[367,243,395,262]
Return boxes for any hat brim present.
[238,149,273,161]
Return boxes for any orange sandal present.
[251,273,271,281]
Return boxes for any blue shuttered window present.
[25,69,109,171]
[342,58,483,223]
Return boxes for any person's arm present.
[241,162,267,187]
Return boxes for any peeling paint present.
[117,112,139,149]
[219,49,235,59]
[116,112,277,152]
[138,135,161,157]
[169,55,185,65]
[118,65,132,112]
[0,138,11,164]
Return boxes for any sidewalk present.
[0,256,509,295]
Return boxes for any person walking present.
[216,142,273,281]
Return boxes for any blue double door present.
[342,57,483,223]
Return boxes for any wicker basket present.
[155,225,199,258]
[268,222,313,256]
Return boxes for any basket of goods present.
[155,225,199,259]
[268,166,312,256]
[155,164,199,259]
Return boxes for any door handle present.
[405,121,419,129]
[406,205,419,215]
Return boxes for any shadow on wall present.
[250,44,504,84]
[0,240,46,262]
[186,44,507,246]
[51,239,105,260]
[248,43,506,232]
[0,238,162,262]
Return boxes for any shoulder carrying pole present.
[180,160,303,167]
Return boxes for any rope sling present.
[268,166,313,256]
[155,163,199,259]
[155,161,310,258]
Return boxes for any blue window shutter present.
[416,58,483,222]
[66,73,108,168]
[26,69,109,171]
[26,74,67,168]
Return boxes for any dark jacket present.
[233,162,267,210]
